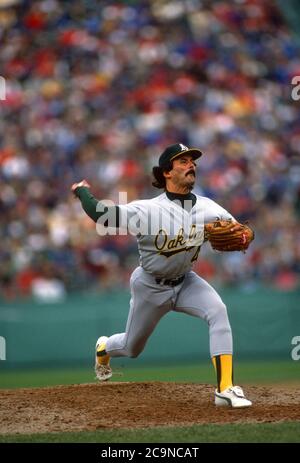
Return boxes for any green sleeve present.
[75,187,119,226]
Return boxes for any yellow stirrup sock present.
[212,354,233,393]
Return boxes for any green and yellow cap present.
[158,143,203,169]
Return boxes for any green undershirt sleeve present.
[75,186,120,227]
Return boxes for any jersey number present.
[191,246,201,263]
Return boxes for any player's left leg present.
[174,271,252,408]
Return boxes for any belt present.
[155,275,185,287]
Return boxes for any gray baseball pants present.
[105,266,233,359]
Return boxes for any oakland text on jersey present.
[154,225,204,258]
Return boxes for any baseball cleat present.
[215,386,252,408]
[95,336,112,381]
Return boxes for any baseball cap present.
[158,143,203,168]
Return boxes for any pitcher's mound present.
[1,382,300,435]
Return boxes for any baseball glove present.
[204,219,254,252]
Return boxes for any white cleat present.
[95,336,112,381]
[215,386,252,408]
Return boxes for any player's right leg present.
[174,271,252,408]
[95,267,173,380]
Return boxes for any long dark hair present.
[152,162,172,189]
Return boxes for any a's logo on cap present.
[179,144,188,151]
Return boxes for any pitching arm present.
[71,181,120,227]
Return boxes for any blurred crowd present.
[0,0,300,302]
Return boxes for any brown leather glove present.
[204,219,254,252]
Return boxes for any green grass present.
[1,422,300,443]
[0,360,299,389]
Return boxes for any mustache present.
[186,169,195,176]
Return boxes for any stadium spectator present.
[0,0,299,300]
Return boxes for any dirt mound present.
[1,382,300,435]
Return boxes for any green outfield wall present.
[277,0,300,45]
[0,286,299,369]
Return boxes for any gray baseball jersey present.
[104,192,234,360]
[117,192,234,278]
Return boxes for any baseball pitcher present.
[71,143,254,408]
